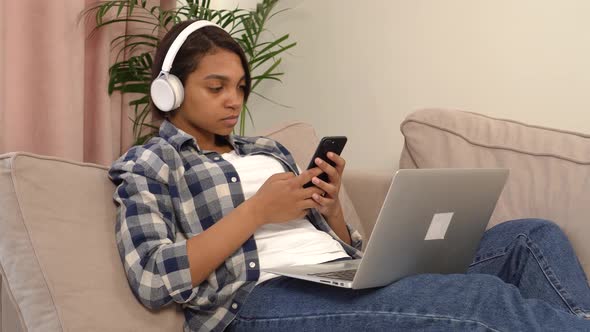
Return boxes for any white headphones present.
[150,20,221,112]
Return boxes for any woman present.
[109,19,590,331]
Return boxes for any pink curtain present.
[0,0,171,166]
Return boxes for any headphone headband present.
[151,20,222,112]
[160,20,221,73]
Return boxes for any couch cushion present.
[0,153,184,332]
[258,122,366,240]
[399,108,590,276]
[1,265,24,332]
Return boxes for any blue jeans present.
[227,219,590,331]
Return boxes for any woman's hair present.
[151,19,251,118]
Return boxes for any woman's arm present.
[309,153,353,246]
[186,170,325,286]
[185,199,260,287]
[321,204,352,245]
[111,148,324,303]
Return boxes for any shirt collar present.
[158,120,243,153]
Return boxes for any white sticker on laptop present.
[424,212,454,240]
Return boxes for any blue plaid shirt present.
[108,120,363,332]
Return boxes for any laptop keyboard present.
[310,269,357,281]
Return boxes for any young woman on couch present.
[108,19,590,331]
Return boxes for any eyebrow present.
[204,74,245,82]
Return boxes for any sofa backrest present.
[399,108,590,276]
[0,153,186,332]
[0,122,362,332]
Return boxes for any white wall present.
[218,0,590,172]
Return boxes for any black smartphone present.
[302,136,348,188]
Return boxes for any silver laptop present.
[263,168,509,289]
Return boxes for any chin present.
[218,127,236,136]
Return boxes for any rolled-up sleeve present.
[347,225,363,250]
[109,148,197,310]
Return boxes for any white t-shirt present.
[221,151,349,284]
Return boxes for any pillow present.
[399,108,590,276]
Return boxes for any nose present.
[225,88,243,111]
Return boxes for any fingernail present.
[312,193,319,199]
[312,177,319,184]
[315,158,322,165]
[327,152,333,158]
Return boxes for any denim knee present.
[466,273,511,290]
[492,218,564,238]
[411,273,512,296]
[504,218,557,228]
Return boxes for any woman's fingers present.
[327,152,346,174]
[314,157,340,184]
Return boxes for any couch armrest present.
[342,170,394,239]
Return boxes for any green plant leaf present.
[250,90,291,108]
[129,95,150,105]
[116,1,126,17]
[250,41,296,69]
[252,34,288,56]
[252,71,283,91]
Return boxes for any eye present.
[238,85,246,92]
[209,86,223,93]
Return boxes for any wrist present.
[242,196,267,228]
[324,201,344,220]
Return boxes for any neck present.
[191,132,232,154]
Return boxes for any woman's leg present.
[227,274,590,331]
[468,218,590,318]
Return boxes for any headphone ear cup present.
[167,74,184,110]
[150,74,184,112]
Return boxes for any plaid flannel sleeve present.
[109,148,197,310]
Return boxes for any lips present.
[222,115,239,126]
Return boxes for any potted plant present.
[83,0,295,145]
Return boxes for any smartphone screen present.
[303,136,347,188]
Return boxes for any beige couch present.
[2,109,590,331]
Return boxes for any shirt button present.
[231,303,238,310]
[249,262,256,268]
[213,157,220,161]
[231,177,237,183]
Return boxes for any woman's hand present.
[308,152,351,244]
[249,168,325,226]
[309,152,346,219]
